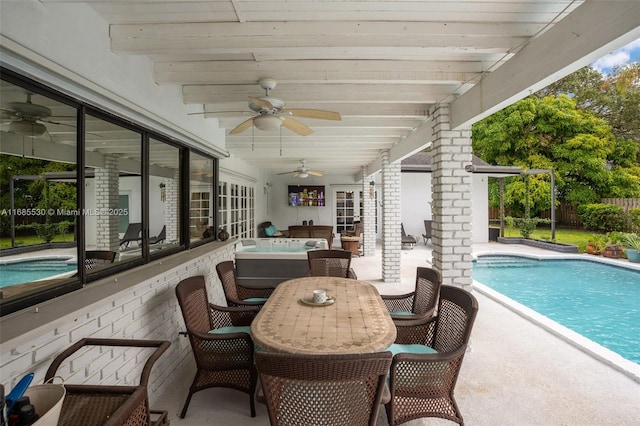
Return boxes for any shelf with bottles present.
[288,185,325,207]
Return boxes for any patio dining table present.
[250,276,396,354]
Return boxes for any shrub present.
[35,223,59,243]
[630,208,640,228]
[577,204,627,232]
[505,216,550,239]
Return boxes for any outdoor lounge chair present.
[385,285,479,426]
[422,220,433,245]
[85,250,117,271]
[175,275,259,419]
[401,223,417,249]
[381,267,441,331]
[149,225,166,244]
[216,260,275,307]
[119,222,142,248]
[256,351,392,426]
[306,249,357,279]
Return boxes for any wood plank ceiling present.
[40,0,589,178]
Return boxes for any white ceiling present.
[33,1,640,179]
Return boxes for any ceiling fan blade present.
[308,170,324,176]
[249,96,274,110]
[281,117,313,136]
[229,117,255,134]
[41,119,76,128]
[277,171,296,175]
[283,109,341,121]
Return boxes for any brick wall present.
[362,168,376,257]
[95,154,120,251]
[0,243,235,405]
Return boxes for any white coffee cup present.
[312,289,327,304]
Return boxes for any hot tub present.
[235,238,328,287]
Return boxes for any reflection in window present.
[0,79,78,300]
[84,113,142,268]
[149,138,181,252]
[189,152,214,241]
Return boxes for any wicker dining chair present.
[385,285,479,426]
[306,249,357,279]
[381,267,441,336]
[216,260,275,307]
[85,250,117,271]
[175,275,259,419]
[256,351,392,426]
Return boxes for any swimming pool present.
[0,257,77,288]
[473,255,640,366]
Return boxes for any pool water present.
[473,255,640,364]
[242,246,315,253]
[0,258,77,288]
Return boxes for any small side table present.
[341,236,360,256]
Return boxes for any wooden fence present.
[489,198,640,232]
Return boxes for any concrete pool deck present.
[154,240,640,425]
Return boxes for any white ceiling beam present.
[111,20,539,45]
[217,117,424,129]
[451,0,640,129]
[183,83,461,104]
[199,103,431,117]
[155,60,484,85]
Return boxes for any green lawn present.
[498,225,595,252]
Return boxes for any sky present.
[591,38,640,74]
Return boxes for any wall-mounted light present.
[159,182,166,202]
[369,180,375,199]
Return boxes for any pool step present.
[2,260,74,271]
[474,256,539,268]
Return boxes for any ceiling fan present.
[0,93,73,137]
[194,77,341,136]
[278,160,324,178]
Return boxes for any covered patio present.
[153,242,640,425]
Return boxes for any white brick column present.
[431,104,473,289]
[362,170,376,257]
[381,150,401,283]
[164,170,179,242]
[95,154,119,251]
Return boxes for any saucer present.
[300,296,335,307]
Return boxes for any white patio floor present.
[154,241,640,425]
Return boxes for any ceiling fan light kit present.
[9,120,47,136]
[253,115,283,131]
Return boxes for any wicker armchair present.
[216,260,275,307]
[256,351,392,426]
[385,285,479,426]
[175,275,259,419]
[306,249,357,279]
[85,250,117,271]
[44,338,170,426]
[381,267,441,333]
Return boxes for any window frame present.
[0,68,219,316]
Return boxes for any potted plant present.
[603,232,624,259]
[586,234,606,255]
[621,232,640,263]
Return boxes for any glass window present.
[189,152,214,242]
[149,137,181,252]
[0,80,79,301]
[84,112,142,268]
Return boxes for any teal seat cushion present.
[390,311,415,316]
[209,325,252,335]
[388,343,437,357]
[264,225,278,236]
[243,297,268,303]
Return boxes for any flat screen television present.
[288,185,325,207]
